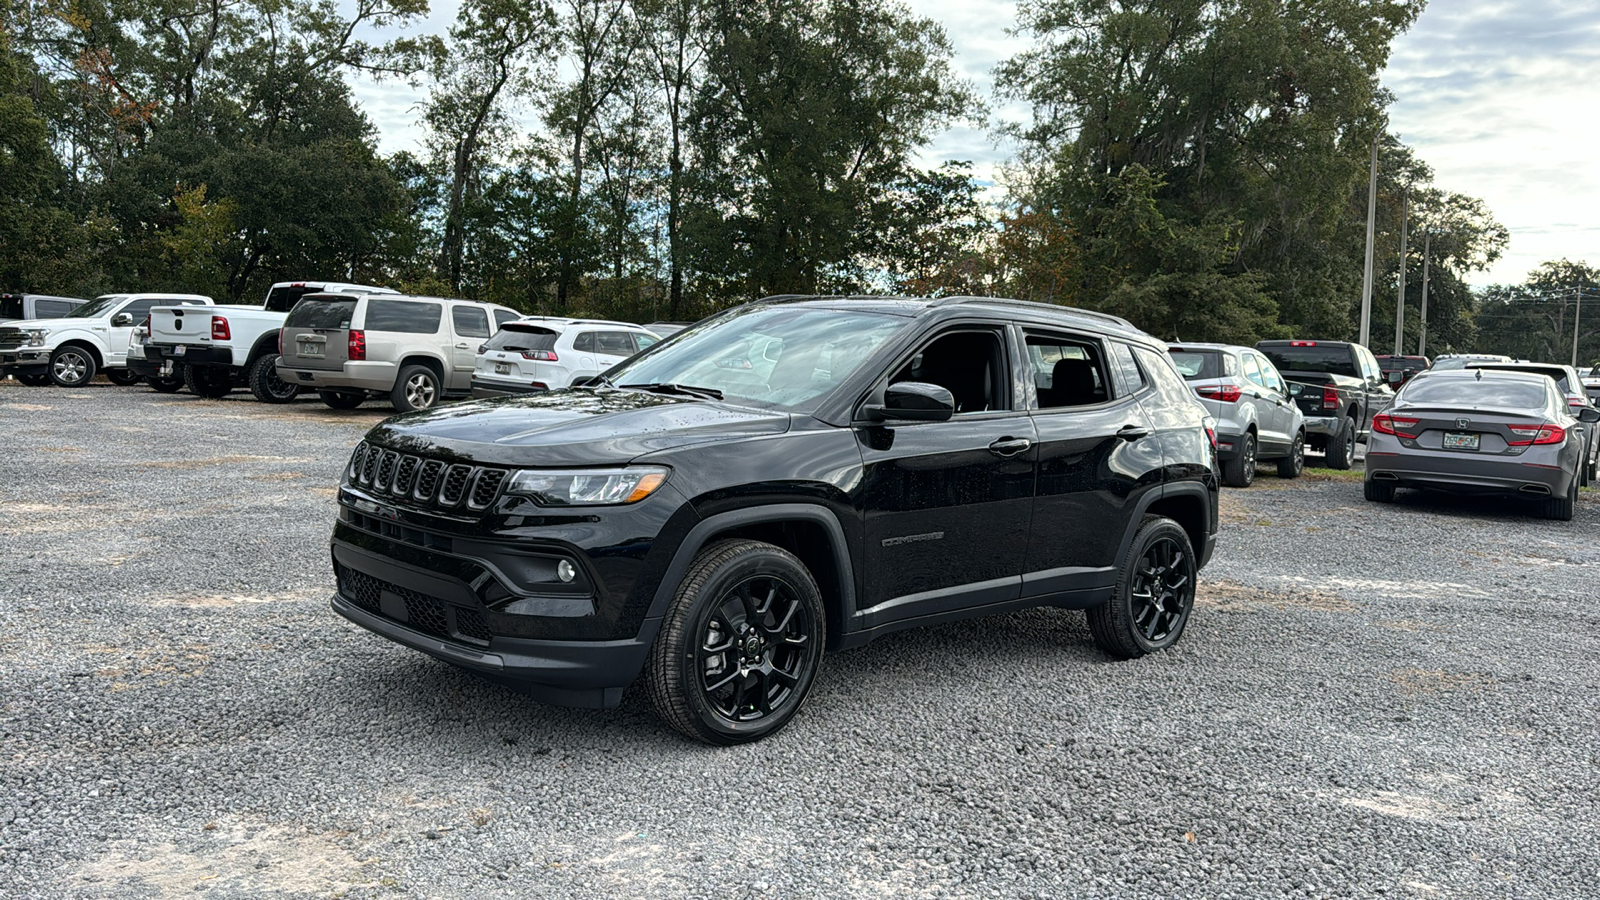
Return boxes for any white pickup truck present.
[0,293,213,387]
[142,280,396,401]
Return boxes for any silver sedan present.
[1363,369,1600,520]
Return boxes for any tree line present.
[1,0,1578,356]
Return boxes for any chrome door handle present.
[988,437,1032,458]
[456,343,470,349]
[1117,424,1149,441]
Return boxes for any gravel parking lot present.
[3,381,1598,899]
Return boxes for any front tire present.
[1222,432,1257,487]
[646,539,826,745]
[1277,430,1305,479]
[105,369,142,386]
[1088,516,1197,659]
[319,389,365,410]
[391,364,442,412]
[1325,415,1356,470]
[48,346,97,387]
[248,354,301,403]
[183,364,233,398]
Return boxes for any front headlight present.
[506,467,669,506]
[25,328,48,346]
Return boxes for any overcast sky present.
[350,0,1599,287]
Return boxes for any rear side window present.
[595,332,637,355]
[365,299,442,334]
[452,305,490,339]
[1403,377,1549,409]
[573,332,597,353]
[483,324,558,353]
[37,299,77,317]
[1168,350,1220,379]
[285,298,356,329]
[1027,333,1111,408]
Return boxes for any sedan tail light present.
[211,316,230,340]
[1195,384,1242,403]
[1372,414,1420,439]
[1507,423,1566,446]
[1322,385,1339,410]
[348,329,366,361]
[521,350,558,361]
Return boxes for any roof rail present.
[747,294,825,305]
[929,296,1135,329]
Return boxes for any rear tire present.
[1325,416,1356,470]
[48,346,97,387]
[145,372,184,393]
[1363,479,1396,503]
[183,364,233,399]
[17,373,51,387]
[1539,478,1577,521]
[646,539,826,745]
[1088,516,1196,659]
[248,354,300,403]
[319,389,365,410]
[106,369,142,386]
[391,364,442,412]
[1277,430,1305,479]
[1222,432,1257,487]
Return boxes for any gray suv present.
[1169,343,1305,486]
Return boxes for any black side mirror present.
[111,312,134,327]
[1578,407,1600,424]
[863,381,954,423]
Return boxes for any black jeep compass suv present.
[330,296,1220,744]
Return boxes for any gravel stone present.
[1,380,1597,898]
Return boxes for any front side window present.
[1027,333,1110,409]
[891,329,1010,415]
[1242,353,1267,388]
[364,299,443,334]
[451,305,490,339]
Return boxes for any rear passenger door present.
[450,305,492,390]
[1241,351,1290,452]
[593,331,639,370]
[1022,331,1162,602]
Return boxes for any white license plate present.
[297,342,323,358]
[494,363,511,375]
[172,344,186,357]
[1443,432,1480,451]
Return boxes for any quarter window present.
[1134,346,1195,408]
[1110,342,1147,395]
[573,332,597,353]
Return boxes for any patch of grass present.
[1302,467,1363,482]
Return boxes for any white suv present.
[471,318,661,397]
[276,294,521,411]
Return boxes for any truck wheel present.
[183,364,233,399]
[49,346,97,387]
[1277,430,1305,479]
[319,389,365,410]
[146,372,184,393]
[17,373,51,386]
[1539,478,1577,521]
[248,354,300,403]
[1363,479,1395,503]
[1221,433,1256,487]
[106,369,142,386]
[646,539,825,745]
[392,364,441,412]
[1325,416,1356,470]
[1088,515,1196,659]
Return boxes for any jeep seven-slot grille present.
[343,442,508,512]
[336,563,490,647]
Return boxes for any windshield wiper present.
[619,382,723,400]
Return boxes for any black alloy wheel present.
[105,369,142,386]
[1088,515,1196,659]
[248,354,300,403]
[648,540,825,745]
[1223,432,1257,487]
[1277,430,1305,479]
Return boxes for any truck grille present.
[0,329,24,351]
[345,442,508,512]
[336,563,492,647]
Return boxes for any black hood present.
[364,389,791,466]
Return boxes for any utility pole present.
[1574,286,1583,368]
[1359,130,1380,347]
[1418,230,1431,358]
[1393,190,1408,356]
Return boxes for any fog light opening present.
[557,559,576,583]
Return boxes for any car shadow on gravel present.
[1380,486,1590,521]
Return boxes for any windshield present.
[604,305,909,411]
[66,295,129,319]
[484,323,559,352]
[1402,377,1549,409]
[1258,345,1358,378]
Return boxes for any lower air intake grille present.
[335,563,491,647]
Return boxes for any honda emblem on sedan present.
[1456,417,1471,428]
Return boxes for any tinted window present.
[452,305,490,338]
[1168,350,1220,379]
[1259,344,1359,378]
[493,308,521,328]
[1402,377,1549,409]
[573,332,597,353]
[119,299,189,321]
[285,298,356,329]
[1027,333,1109,408]
[37,300,77,317]
[265,286,316,313]
[893,330,1010,414]
[1111,342,1147,394]
[595,331,637,356]
[1134,346,1194,409]
[483,323,558,352]
[365,299,442,334]
[0,296,20,319]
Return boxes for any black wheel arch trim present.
[1114,481,1217,573]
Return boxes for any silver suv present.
[1168,343,1306,486]
[276,293,521,411]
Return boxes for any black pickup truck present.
[1255,340,1394,469]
